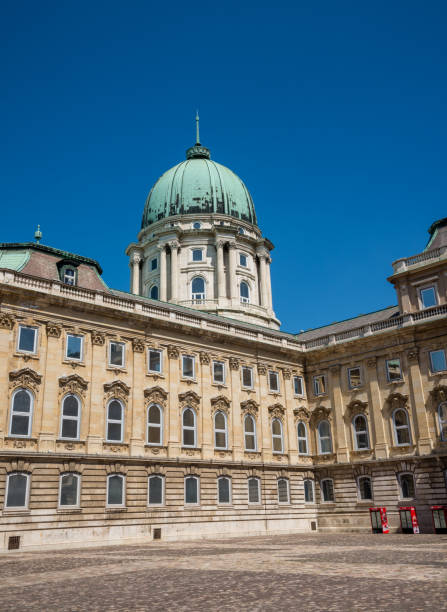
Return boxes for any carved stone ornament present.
[91,330,105,346]
[293,407,310,422]
[6,460,32,474]
[199,351,210,365]
[144,385,168,407]
[329,364,341,374]
[281,368,292,380]
[0,311,15,330]
[430,385,447,403]
[310,405,332,424]
[9,368,42,392]
[211,395,231,414]
[167,345,180,359]
[346,399,368,417]
[227,357,239,371]
[257,362,267,375]
[104,380,130,404]
[59,462,84,474]
[132,338,145,353]
[178,390,201,409]
[105,463,128,475]
[366,357,377,369]
[385,391,408,411]
[240,399,259,415]
[46,321,62,338]
[59,373,88,398]
[407,348,419,363]
[268,403,285,419]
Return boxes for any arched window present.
[218,476,231,504]
[182,407,196,447]
[297,421,308,455]
[358,476,373,500]
[271,418,283,453]
[150,285,159,300]
[399,473,415,499]
[240,281,250,304]
[60,394,81,440]
[304,479,314,503]
[147,404,163,446]
[214,411,228,449]
[148,475,164,506]
[318,420,332,454]
[5,473,29,509]
[393,408,411,446]
[277,478,290,504]
[321,478,335,502]
[185,475,199,505]
[106,399,124,443]
[107,474,125,506]
[248,477,260,504]
[353,415,369,450]
[244,415,257,451]
[191,276,205,301]
[59,473,80,507]
[438,402,447,441]
[10,388,33,437]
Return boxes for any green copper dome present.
[141,144,257,228]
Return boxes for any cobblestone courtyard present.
[0,533,446,611]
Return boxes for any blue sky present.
[2,0,446,332]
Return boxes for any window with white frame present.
[147,404,163,445]
[420,285,437,309]
[386,358,403,382]
[148,475,164,506]
[106,399,124,442]
[429,349,447,373]
[213,361,225,384]
[214,411,228,449]
[5,472,29,509]
[148,349,163,374]
[185,475,199,505]
[358,476,373,501]
[240,281,250,304]
[182,407,196,447]
[248,477,260,504]
[438,402,447,441]
[150,257,158,271]
[318,420,332,454]
[59,473,80,507]
[107,474,125,506]
[60,394,81,440]
[313,374,327,396]
[244,414,257,451]
[293,376,304,396]
[277,478,290,504]
[348,367,362,389]
[239,253,248,267]
[297,421,308,455]
[192,249,203,262]
[17,325,37,354]
[268,370,279,393]
[150,285,159,300]
[353,414,369,450]
[218,476,231,504]
[399,473,415,499]
[66,334,83,361]
[321,478,335,502]
[304,478,314,503]
[191,277,205,300]
[241,366,253,389]
[182,354,195,379]
[393,408,411,446]
[10,388,33,437]
[271,418,284,453]
[62,266,76,285]
[109,341,125,368]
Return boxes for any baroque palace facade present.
[0,134,447,550]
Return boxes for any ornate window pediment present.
[240,399,259,415]
[144,385,168,407]
[211,395,231,414]
[104,380,130,404]
[430,385,447,404]
[385,391,408,415]
[293,407,310,422]
[179,390,201,410]
[346,399,368,417]
[9,368,42,393]
[58,374,88,398]
[268,403,285,420]
[310,405,332,424]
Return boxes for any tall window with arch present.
[60,394,81,440]
[240,281,250,304]
[271,418,284,453]
[358,476,373,500]
[438,402,447,441]
[297,421,309,455]
[244,414,257,451]
[5,472,30,509]
[392,408,411,446]
[10,388,33,437]
[399,473,415,499]
[147,403,163,445]
[318,420,332,454]
[352,414,369,450]
[149,285,159,300]
[191,276,205,301]
[214,411,228,450]
[106,399,124,442]
[182,407,197,447]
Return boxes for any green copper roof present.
[141,145,257,228]
[0,248,30,271]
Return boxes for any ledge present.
[57,508,82,514]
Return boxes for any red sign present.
[369,507,389,533]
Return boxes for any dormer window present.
[63,268,76,285]
[420,286,437,309]
[58,262,78,286]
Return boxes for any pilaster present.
[365,357,388,459]
[406,348,433,454]
[130,339,145,456]
[329,365,349,463]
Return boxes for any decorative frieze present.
[91,330,105,346]
[132,338,145,353]
[9,368,42,393]
[281,368,292,380]
[59,373,88,398]
[0,311,15,329]
[46,321,62,338]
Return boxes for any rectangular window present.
[248,477,260,504]
[321,479,335,502]
[420,286,437,309]
[313,374,327,396]
[293,375,304,396]
[386,358,403,382]
[148,349,162,374]
[213,361,225,384]
[192,249,203,262]
[348,367,362,389]
[66,334,83,361]
[239,253,248,267]
[242,366,253,389]
[151,257,158,271]
[277,479,289,504]
[17,326,37,354]
[109,342,125,368]
[430,349,447,373]
[304,479,314,503]
[182,355,195,379]
[268,370,279,392]
[185,476,199,505]
[148,475,164,506]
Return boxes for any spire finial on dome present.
[195,110,200,145]
[186,111,210,160]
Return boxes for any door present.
[370,510,383,533]
[400,509,413,533]
[433,509,447,534]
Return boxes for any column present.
[216,241,225,300]
[258,252,268,308]
[265,256,273,309]
[329,365,349,463]
[365,357,388,460]
[131,252,141,296]
[159,245,167,302]
[170,241,179,302]
[228,242,237,300]
[407,349,433,455]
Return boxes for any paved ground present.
[0,533,446,611]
